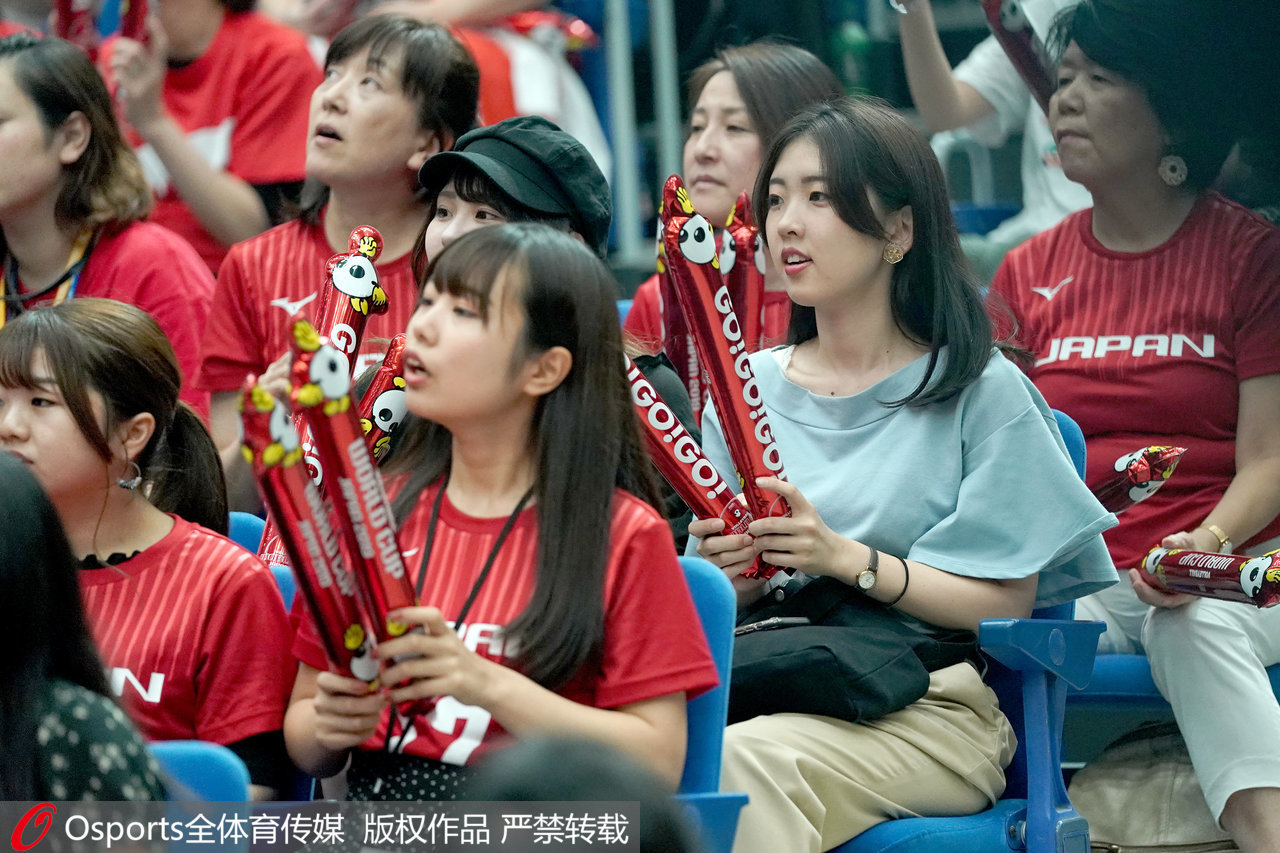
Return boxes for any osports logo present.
[11,803,55,851]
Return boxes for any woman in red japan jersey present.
[285,224,718,800]
[987,1,1280,848]
[0,33,214,419]
[0,298,296,800]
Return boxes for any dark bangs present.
[0,312,112,460]
[424,223,529,330]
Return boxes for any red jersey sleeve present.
[623,275,663,353]
[1230,222,1280,380]
[590,495,719,709]
[198,242,270,392]
[194,550,296,744]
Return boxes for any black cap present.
[417,115,612,256]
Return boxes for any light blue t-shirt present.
[695,346,1117,609]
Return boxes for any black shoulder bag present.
[729,576,978,725]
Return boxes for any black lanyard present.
[1,229,96,328]
[386,478,533,757]
[414,478,534,633]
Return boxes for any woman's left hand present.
[746,476,857,579]
[108,17,169,136]
[375,607,495,707]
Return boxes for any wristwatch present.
[854,547,880,591]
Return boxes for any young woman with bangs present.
[284,224,718,800]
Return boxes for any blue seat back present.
[228,512,266,553]
[151,740,250,801]
[677,556,735,794]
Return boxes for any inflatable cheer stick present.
[655,189,704,413]
[258,227,388,568]
[240,381,377,682]
[289,319,417,646]
[358,334,408,465]
[1142,547,1280,608]
[57,0,148,58]
[981,0,1054,115]
[627,356,755,543]
[720,192,766,353]
[662,176,791,579]
[1091,446,1186,514]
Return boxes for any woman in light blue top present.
[689,96,1116,853]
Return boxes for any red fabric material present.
[293,486,719,766]
[101,12,321,274]
[15,221,214,420]
[625,273,792,356]
[990,193,1280,570]
[197,216,419,393]
[454,27,516,127]
[80,515,295,744]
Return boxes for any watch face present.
[856,570,877,590]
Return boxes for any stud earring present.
[1159,155,1188,187]
[118,460,143,490]
[882,242,905,265]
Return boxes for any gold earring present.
[882,242,905,265]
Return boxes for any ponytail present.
[145,404,229,535]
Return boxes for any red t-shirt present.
[625,273,792,355]
[990,193,1280,569]
[80,515,295,744]
[197,216,419,393]
[101,12,321,274]
[0,19,32,35]
[293,486,719,766]
[9,221,214,420]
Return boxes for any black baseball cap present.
[418,115,612,256]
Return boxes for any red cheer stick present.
[720,192,766,353]
[1091,446,1186,514]
[1142,546,1280,608]
[54,0,99,55]
[661,176,791,579]
[627,356,754,540]
[119,0,148,43]
[981,0,1054,115]
[258,226,389,568]
[239,380,378,682]
[656,186,705,413]
[288,319,417,642]
[358,334,408,465]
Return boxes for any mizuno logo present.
[1031,276,1073,301]
[271,293,318,317]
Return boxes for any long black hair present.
[753,96,993,407]
[0,298,228,533]
[0,454,112,799]
[386,224,662,690]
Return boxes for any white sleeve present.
[953,34,1030,147]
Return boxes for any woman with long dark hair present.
[0,298,295,799]
[284,224,718,799]
[0,453,165,801]
[690,97,1116,852]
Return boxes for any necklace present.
[0,228,96,330]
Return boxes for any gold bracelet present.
[1199,523,1232,554]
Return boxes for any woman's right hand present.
[309,671,388,754]
[689,517,756,577]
